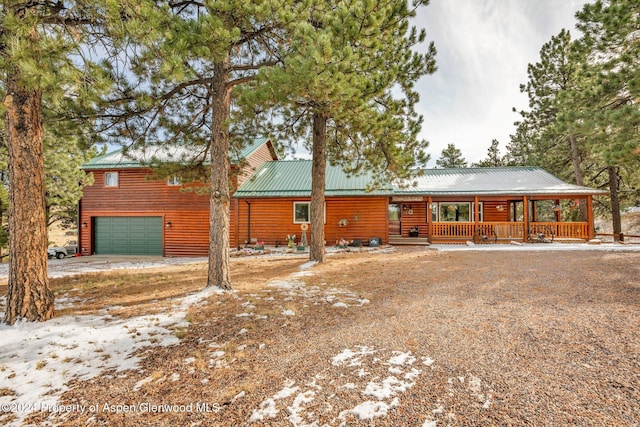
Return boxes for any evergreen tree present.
[239,0,435,262]
[571,0,640,238]
[0,1,117,324]
[511,29,588,185]
[472,139,505,167]
[100,1,310,288]
[436,143,467,168]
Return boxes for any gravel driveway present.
[13,245,638,426]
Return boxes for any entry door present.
[388,203,401,235]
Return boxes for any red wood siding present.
[482,200,510,222]
[399,203,429,237]
[237,141,277,188]
[80,169,212,256]
[235,197,388,247]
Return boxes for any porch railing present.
[431,222,476,239]
[529,222,589,240]
[429,221,588,241]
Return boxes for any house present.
[232,160,393,247]
[233,162,607,246]
[387,167,607,243]
[78,138,277,256]
[78,141,607,256]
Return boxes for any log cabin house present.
[234,162,607,247]
[79,139,607,256]
[78,138,277,256]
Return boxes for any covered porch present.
[389,196,595,244]
[388,167,607,245]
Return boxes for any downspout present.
[245,199,251,248]
[77,201,81,255]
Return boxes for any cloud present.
[414,0,589,165]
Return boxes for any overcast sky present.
[414,0,589,166]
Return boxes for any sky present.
[414,0,589,166]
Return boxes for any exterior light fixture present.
[496,205,504,211]
[166,221,172,228]
[81,221,87,228]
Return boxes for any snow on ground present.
[2,242,634,283]
[249,346,430,424]
[247,344,484,426]
[0,286,223,425]
[0,243,637,425]
[0,256,207,281]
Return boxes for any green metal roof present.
[394,167,608,196]
[82,137,271,170]
[233,160,393,198]
[235,164,607,198]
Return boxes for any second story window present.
[167,176,181,186]
[104,172,119,187]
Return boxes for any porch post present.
[587,195,595,240]
[523,195,529,243]
[427,196,433,243]
[474,196,479,241]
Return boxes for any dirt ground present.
[7,247,640,426]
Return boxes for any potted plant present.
[337,238,351,249]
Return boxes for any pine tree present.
[511,29,588,185]
[436,143,467,168]
[0,1,117,324]
[239,0,435,262]
[472,139,505,167]
[100,1,310,288]
[572,0,640,239]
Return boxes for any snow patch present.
[0,287,220,424]
[339,398,399,420]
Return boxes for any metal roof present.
[394,167,608,196]
[233,160,393,198]
[235,163,607,198]
[82,137,271,170]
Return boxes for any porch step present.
[388,236,431,246]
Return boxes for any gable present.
[82,137,277,170]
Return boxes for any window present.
[388,204,401,221]
[434,202,483,222]
[104,172,119,187]
[294,202,310,223]
[167,176,181,186]
[293,202,326,224]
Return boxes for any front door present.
[389,203,401,236]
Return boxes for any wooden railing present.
[429,221,589,241]
[431,222,475,239]
[530,222,589,239]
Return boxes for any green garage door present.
[94,217,162,255]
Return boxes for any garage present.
[94,217,162,255]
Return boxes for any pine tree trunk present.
[207,60,232,289]
[3,73,54,325]
[568,133,588,221]
[608,166,623,242]
[568,134,584,186]
[309,111,328,263]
